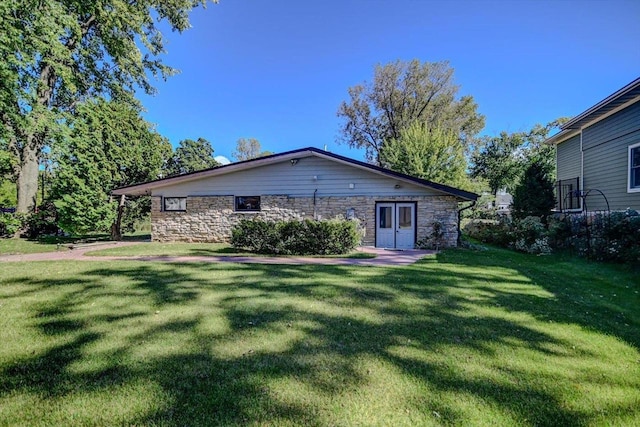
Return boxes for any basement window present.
[163,197,186,211]
[235,196,261,212]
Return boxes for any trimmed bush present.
[230,218,280,253]
[231,218,361,255]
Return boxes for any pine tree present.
[511,160,556,220]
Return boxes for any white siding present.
[152,156,443,198]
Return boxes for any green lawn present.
[0,247,638,426]
[0,234,150,255]
[0,238,68,255]
[85,242,375,258]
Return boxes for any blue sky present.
[138,0,640,162]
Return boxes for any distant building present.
[495,190,513,215]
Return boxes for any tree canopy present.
[232,138,273,162]
[51,98,171,235]
[166,138,219,176]
[380,122,469,189]
[0,0,213,212]
[470,119,567,195]
[336,59,484,165]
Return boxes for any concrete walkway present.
[0,242,433,266]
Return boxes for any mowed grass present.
[0,247,638,426]
[0,238,68,255]
[85,242,375,259]
[0,234,149,255]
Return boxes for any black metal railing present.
[555,177,580,211]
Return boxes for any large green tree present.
[0,0,214,213]
[336,59,484,165]
[165,138,219,176]
[380,122,469,189]
[470,119,567,195]
[232,138,272,162]
[51,98,172,236]
[470,132,524,195]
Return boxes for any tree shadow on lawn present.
[0,258,638,425]
[427,247,640,351]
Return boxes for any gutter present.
[457,200,476,246]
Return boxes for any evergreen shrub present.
[231,218,361,255]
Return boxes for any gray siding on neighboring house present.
[581,100,640,211]
[556,134,581,181]
[152,155,442,198]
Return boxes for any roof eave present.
[561,77,640,130]
[545,129,580,145]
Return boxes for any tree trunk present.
[16,146,40,213]
[110,195,126,241]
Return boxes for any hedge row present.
[464,209,640,263]
[231,218,361,255]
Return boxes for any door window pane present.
[398,206,412,229]
[379,206,392,228]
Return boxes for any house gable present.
[113,147,477,201]
[151,155,448,198]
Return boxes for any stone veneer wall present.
[151,194,459,247]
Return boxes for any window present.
[235,196,261,211]
[163,197,186,211]
[630,143,640,193]
[398,206,412,229]
[379,206,392,228]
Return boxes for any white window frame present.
[163,197,187,211]
[628,142,640,193]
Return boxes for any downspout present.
[313,189,318,220]
[457,200,476,247]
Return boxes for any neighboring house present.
[495,190,513,215]
[546,77,640,212]
[113,147,477,249]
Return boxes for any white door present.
[395,203,415,249]
[375,203,415,249]
[376,203,395,248]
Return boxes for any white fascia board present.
[545,129,580,145]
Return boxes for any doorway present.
[375,202,416,249]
